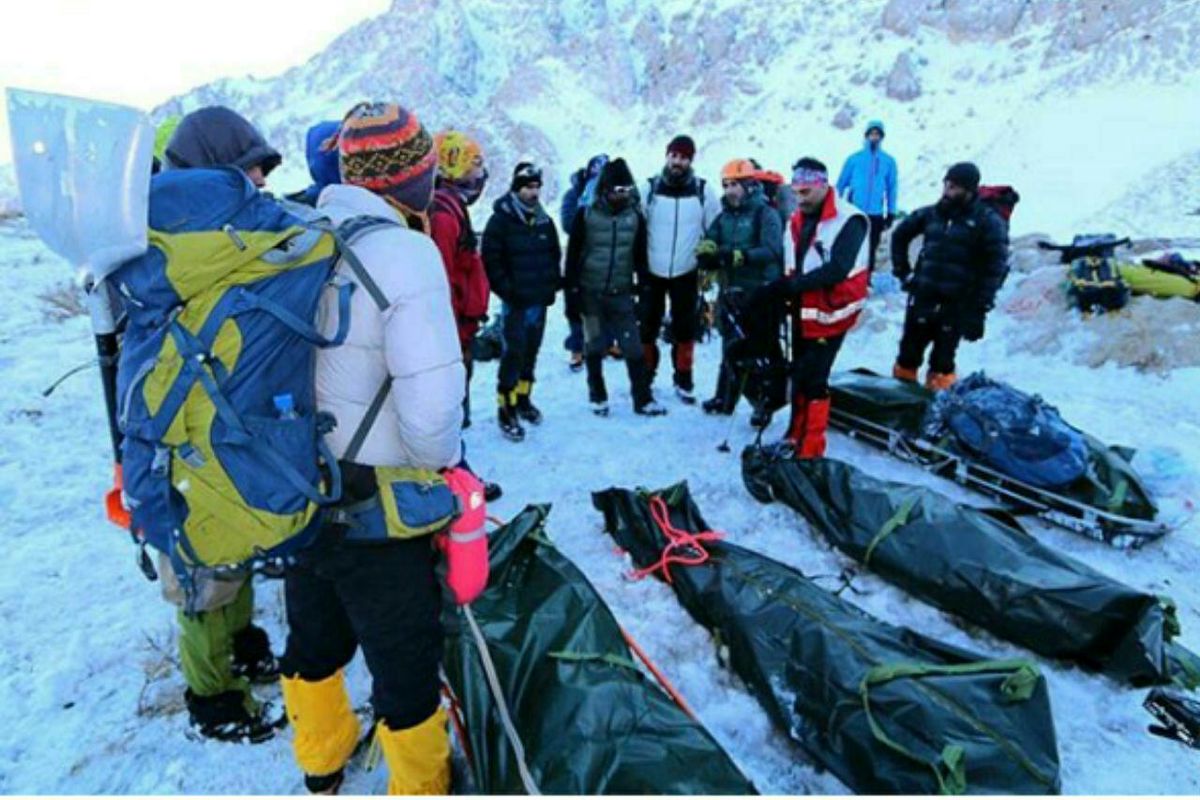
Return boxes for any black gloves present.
[959,308,987,342]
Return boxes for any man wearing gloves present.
[278,102,487,796]
[889,161,1009,391]
[743,157,869,459]
[695,159,783,416]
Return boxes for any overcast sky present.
[0,0,389,164]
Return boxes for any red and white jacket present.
[786,192,869,339]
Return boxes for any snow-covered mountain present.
[152,0,1200,238]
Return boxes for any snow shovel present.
[6,88,153,533]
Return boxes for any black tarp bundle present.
[442,505,756,795]
[594,484,1062,795]
[829,369,1158,525]
[742,450,1200,690]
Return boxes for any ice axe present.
[6,88,153,532]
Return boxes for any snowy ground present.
[1,213,1198,794]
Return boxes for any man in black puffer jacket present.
[482,162,563,441]
[890,162,1009,391]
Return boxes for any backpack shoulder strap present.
[696,177,707,208]
[310,215,398,312]
[646,177,659,210]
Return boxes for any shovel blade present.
[6,88,153,281]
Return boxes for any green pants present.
[176,578,257,711]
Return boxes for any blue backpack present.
[113,168,383,591]
[922,373,1089,489]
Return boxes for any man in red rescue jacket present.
[430,131,491,428]
[743,157,869,458]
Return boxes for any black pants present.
[867,215,887,273]
[790,331,846,399]
[280,529,443,731]
[497,303,547,394]
[639,272,699,346]
[582,290,649,405]
[896,295,962,375]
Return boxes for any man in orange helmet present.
[695,159,783,416]
[742,157,869,459]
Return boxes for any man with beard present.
[889,161,1009,391]
[482,162,562,441]
[743,157,869,459]
[640,134,720,404]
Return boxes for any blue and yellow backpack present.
[113,167,362,591]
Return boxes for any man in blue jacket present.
[836,120,898,272]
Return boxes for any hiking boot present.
[675,384,696,405]
[635,399,668,417]
[484,482,503,503]
[702,396,733,416]
[185,689,285,744]
[515,381,543,425]
[591,400,610,417]
[231,624,280,685]
[925,371,957,391]
[497,394,526,442]
[892,362,919,383]
[750,407,773,429]
[304,770,345,795]
[568,352,584,372]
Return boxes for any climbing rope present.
[629,495,724,584]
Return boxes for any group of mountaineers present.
[128,102,1012,795]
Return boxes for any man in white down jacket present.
[279,102,487,796]
[640,134,720,404]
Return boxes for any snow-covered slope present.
[3,0,1200,793]
[148,0,1200,239]
[1,210,1198,792]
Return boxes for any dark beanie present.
[510,161,543,192]
[666,134,696,160]
[599,157,635,191]
[944,162,981,192]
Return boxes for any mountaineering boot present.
[586,353,608,413]
[496,392,525,442]
[635,399,668,416]
[376,708,452,795]
[231,623,280,684]
[568,351,584,372]
[784,392,808,450]
[702,363,736,415]
[672,342,696,404]
[925,371,957,391]
[797,397,831,459]
[185,689,284,744]
[281,671,361,786]
[303,770,345,795]
[892,362,919,383]
[515,380,543,425]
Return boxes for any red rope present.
[441,682,475,770]
[629,495,724,584]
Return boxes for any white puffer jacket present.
[314,184,464,470]
[645,176,721,279]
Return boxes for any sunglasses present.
[609,185,634,196]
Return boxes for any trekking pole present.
[716,370,751,453]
